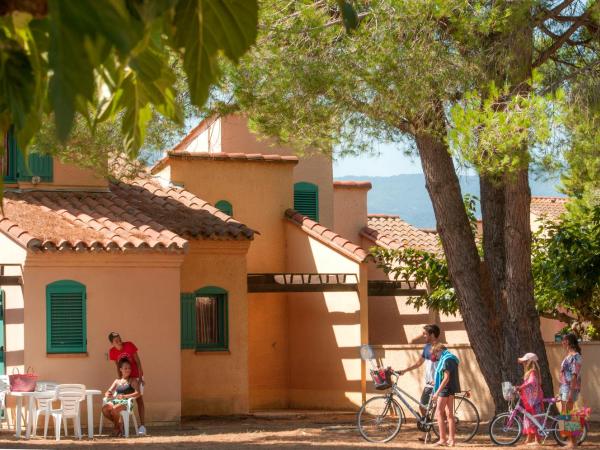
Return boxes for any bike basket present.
[370,368,393,390]
[501,381,515,401]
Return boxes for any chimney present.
[333,181,371,245]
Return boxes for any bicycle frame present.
[391,384,432,422]
[506,395,560,438]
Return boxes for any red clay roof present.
[333,181,372,189]
[1,179,253,253]
[151,151,299,173]
[362,214,442,255]
[530,196,567,220]
[285,209,370,263]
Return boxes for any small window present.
[181,286,228,351]
[215,200,233,217]
[3,128,53,183]
[294,182,319,221]
[46,280,87,354]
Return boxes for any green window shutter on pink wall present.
[46,280,87,354]
[180,293,196,349]
[294,182,319,221]
[215,200,233,217]
[4,128,53,182]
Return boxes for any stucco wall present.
[333,186,369,246]
[372,342,600,421]
[219,115,335,229]
[180,241,250,416]
[0,233,27,373]
[285,222,367,409]
[51,159,108,188]
[19,252,182,424]
[169,159,293,410]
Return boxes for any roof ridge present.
[285,209,369,263]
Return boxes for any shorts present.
[438,389,457,398]
[559,384,579,402]
[421,386,433,406]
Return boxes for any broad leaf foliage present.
[0,0,258,155]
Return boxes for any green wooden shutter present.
[180,293,196,349]
[6,128,53,182]
[17,153,53,182]
[215,200,233,217]
[294,182,319,221]
[46,280,86,353]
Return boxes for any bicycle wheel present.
[431,396,480,442]
[357,395,404,443]
[553,421,588,446]
[489,412,523,446]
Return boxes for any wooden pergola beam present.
[247,273,358,293]
[0,276,22,286]
[368,280,426,297]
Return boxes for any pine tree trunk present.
[504,168,554,397]
[480,177,520,386]
[414,130,506,410]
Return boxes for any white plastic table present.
[7,391,38,439]
[9,388,103,439]
[85,389,102,438]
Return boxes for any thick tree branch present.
[533,8,594,68]
[539,310,576,324]
[534,0,578,25]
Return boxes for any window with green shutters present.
[46,280,87,354]
[294,182,319,221]
[180,286,228,351]
[3,128,53,183]
[215,200,233,217]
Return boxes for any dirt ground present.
[0,415,596,449]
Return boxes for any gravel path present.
[0,415,596,449]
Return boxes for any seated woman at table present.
[102,358,140,436]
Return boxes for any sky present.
[333,141,422,177]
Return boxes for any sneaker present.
[137,425,147,436]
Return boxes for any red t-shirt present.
[109,341,140,377]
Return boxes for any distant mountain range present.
[336,174,565,228]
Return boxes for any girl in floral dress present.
[517,353,544,445]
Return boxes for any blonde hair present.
[431,343,447,354]
[523,360,541,382]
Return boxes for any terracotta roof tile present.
[530,196,567,220]
[285,209,369,263]
[151,151,299,173]
[362,214,442,256]
[1,179,254,253]
[333,181,372,189]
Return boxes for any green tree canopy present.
[209,0,600,410]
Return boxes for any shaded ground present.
[0,415,596,449]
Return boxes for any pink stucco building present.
[0,115,573,424]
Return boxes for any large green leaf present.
[173,0,258,107]
[47,0,95,141]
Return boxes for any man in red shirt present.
[108,332,146,435]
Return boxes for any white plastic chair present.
[31,381,58,438]
[99,397,138,437]
[0,375,11,430]
[50,384,86,441]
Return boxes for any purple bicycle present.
[489,382,588,446]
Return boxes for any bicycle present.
[489,382,589,446]
[357,345,480,443]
